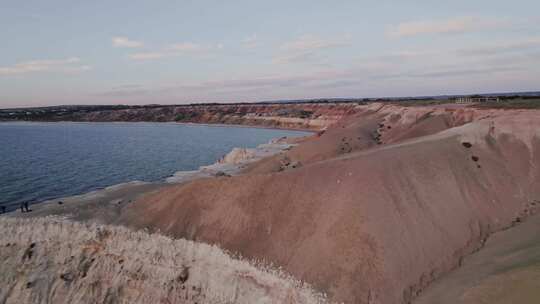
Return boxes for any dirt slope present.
[414,211,540,304]
[119,104,540,304]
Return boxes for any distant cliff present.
[1,103,362,130]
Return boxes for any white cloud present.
[112,36,143,48]
[280,34,350,52]
[272,34,350,65]
[168,42,201,52]
[128,42,221,61]
[272,52,317,64]
[242,34,259,49]
[377,66,523,80]
[93,57,537,103]
[456,37,540,56]
[388,16,508,38]
[128,52,169,60]
[0,57,91,76]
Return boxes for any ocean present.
[0,122,308,211]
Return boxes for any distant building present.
[455,96,500,104]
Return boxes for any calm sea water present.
[0,122,308,210]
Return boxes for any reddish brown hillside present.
[119,104,540,303]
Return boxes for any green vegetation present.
[472,99,540,109]
[392,96,540,109]
[174,112,200,121]
[391,99,452,107]
[298,110,314,119]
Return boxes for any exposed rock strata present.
[17,103,360,130]
[120,104,540,304]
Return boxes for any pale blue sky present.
[1,0,539,108]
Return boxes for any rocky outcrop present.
[218,148,257,165]
[0,217,326,304]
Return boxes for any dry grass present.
[0,217,327,304]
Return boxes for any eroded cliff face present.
[0,217,326,304]
[119,104,540,304]
[5,103,540,304]
[50,103,360,130]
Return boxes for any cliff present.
[5,102,540,304]
[1,103,361,130]
[119,103,540,303]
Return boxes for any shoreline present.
[165,137,297,183]
[0,119,320,132]
[2,128,305,217]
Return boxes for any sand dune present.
[119,104,540,303]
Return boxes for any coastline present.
[165,137,298,183]
[0,119,318,133]
[173,121,318,132]
[4,125,307,219]
[5,103,540,303]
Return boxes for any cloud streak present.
[128,42,218,61]
[112,37,143,48]
[377,66,523,80]
[388,16,508,38]
[0,57,91,76]
[168,42,201,52]
[242,34,259,49]
[456,37,540,56]
[280,35,350,52]
[128,52,169,60]
[96,59,533,102]
[272,52,317,64]
[273,34,351,65]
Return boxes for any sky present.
[1,0,539,108]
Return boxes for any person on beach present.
[20,201,30,213]
[0,205,5,214]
